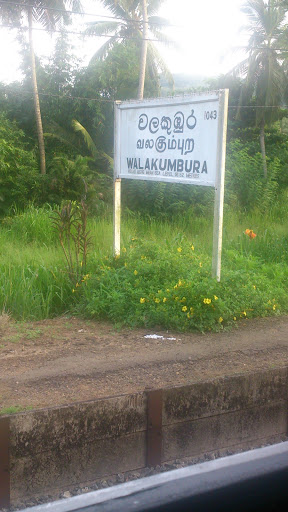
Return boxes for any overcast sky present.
[0,0,248,83]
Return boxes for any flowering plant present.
[245,229,256,240]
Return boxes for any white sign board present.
[113,90,229,281]
[114,92,222,187]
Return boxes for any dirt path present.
[1,315,288,411]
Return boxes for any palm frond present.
[148,27,176,47]
[84,20,121,36]
[89,37,119,62]
[147,0,165,17]
[71,120,113,166]
[147,42,174,87]
[98,150,114,167]
[230,57,249,78]
[32,1,83,30]
[148,15,170,27]
[99,0,131,19]
[72,119,98,159]
[44,120,81,148]
[65,0,83,11]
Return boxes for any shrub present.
[0,113,39,216]
[76,235,288,332]
[225,139,281,212]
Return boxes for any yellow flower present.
[182,306,188,312]
[163,297,167,303]
[214,295,218,301]
[177,247,182,253]
[178,279,183,286]
[174,284,178,289]
[72,289,75,293]
[203,298,211,305]
[154,298,161,304]
[134,270,138,275]
[187,313,190,318]
[273,304,276,311]
[123,247,127,253]
[199,262,202,267]
[76,282,80,287]
[253,285,256,290]
[190,307,194,313]
[233,317,237,321]
[241,311,247,317]
[166,288,170,293]
[219,317,223,323]
[180,297,186,303]
[191,245,194,251]
[140,298,145,303]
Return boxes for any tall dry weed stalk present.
[52,200,92,285]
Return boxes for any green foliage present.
[85,0,173,89]
[0,206,288,330]
[225,139,281,211]
[84,41,160,102]
[44,155,92,203]
[0,113,108,216]
[0,405,33,416]
[232,0,288,126]
[44,154,112,212]
[0,114,39,216]
[77,234,288,332]
[122,180,215,218]
[1,204,57,245]
[51,200,92,284]
[0,262,72,320]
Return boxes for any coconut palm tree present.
[231,0,288,179]
[0,1,82,174]
[85,0,173,94]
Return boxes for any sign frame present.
[113,90,229,281]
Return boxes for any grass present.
[0,405,34,416]
[0,204,287,331]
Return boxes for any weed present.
[0,405,34,416]
[51,200,92,285]
[0,205,288,331]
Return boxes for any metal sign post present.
[113,91,229,279]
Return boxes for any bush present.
[76,235,288,332]
[0,113,39,216]
[225,139,281,212]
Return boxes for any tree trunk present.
[259,118,267,180]
[137,0,148,100]
[28,7,46,175]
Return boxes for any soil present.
[1,314,288,412]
